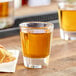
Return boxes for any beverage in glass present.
[58,1,76,40]
[20,22,54,68]
[0,0,14,29]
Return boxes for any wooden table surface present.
[0,29,76,76]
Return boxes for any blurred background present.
[0,0,58,38]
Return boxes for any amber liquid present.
[0,2,8,17]
[58,9,76,31]
[20,32,51,58]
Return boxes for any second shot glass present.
[58,0,76,40]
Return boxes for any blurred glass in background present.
[0,0,14,29]
[58,0,76,40]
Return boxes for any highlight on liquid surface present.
[0,2,8,17]
[58,9,76,31]
[20,32,51,58]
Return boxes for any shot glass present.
[20,22,54,68]
[58,0,76,40]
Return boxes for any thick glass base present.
[60,29,76,40]
[23,56,49,68]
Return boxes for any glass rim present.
[19,22,54,29]
[58,1,76,10]
[57,0,76,2]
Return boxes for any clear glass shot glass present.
[58,0,76,40]
[20,22,54,68]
